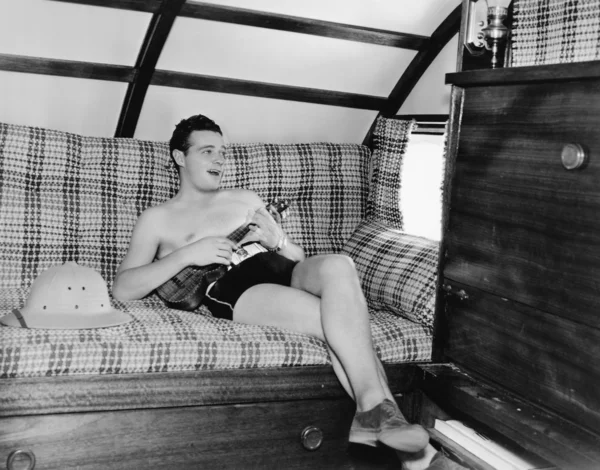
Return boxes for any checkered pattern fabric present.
[221,143,369,257]
[0,289,431,378]
[342,220,439,332]
[0,122,178,290]
[511,0,600,66]
[0,122,433,378]
[367,117,416,230]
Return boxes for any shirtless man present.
[112,114,432,460]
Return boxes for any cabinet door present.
[443,78,600,435]
[445,79,600,328]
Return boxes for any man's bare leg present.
[234,255,428,452]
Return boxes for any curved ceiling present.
[0,0,461,143]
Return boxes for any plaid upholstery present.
[511,0,600,67]
[367,117,416,230]
[0,122,178,290]
[0,289,431,378]
[342,220,439,332]
[221,143,369,256]
[0,121,433,378]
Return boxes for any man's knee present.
[317,254,357,280]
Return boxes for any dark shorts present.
[203,252,298,321]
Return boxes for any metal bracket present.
[464,0,488,56]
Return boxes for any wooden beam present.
[50,0,429,49]
[50,0,160,13]
[115,0,186,138]
[0,53,135,82]
[180,1,429,50]
[152,69,387,110]
[362,5,462,145]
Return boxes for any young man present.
[112,114,432,460]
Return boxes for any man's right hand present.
[185,236,237,267]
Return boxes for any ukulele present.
[155,199,290,311]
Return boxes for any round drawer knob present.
[300,425,324,451]
[561,143,587,170]
[7,449,36,470]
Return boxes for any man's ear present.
[172,149,186,167]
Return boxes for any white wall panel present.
[0,72,127,137]
[0,0,150,65]
[398,35,459,116]
[158,18,416,96]
[198,0,461,35]
[136,86,377,144]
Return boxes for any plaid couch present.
[0,118,439,378]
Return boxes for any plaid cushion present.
[221,143,369,257]
[0,288,431,378]
[0,123,178,290]
[511,0,600,67]
[342,220,439,332]
[0,123,369,290]
[367,117,416,230]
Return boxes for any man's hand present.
[184,236,237,266]
[245,207,283,249]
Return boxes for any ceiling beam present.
[152,70,387,110]
[115,0,186,138]
[50,0,161,13]
[362,5,462,145]
[0,53,135,82]
[180,1,428,49]
[50,0,428,50]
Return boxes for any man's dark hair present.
[169,114,223,164]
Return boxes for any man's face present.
[177,130,226,191]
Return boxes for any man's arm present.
[242,191,306,262]
[112,209,185,301]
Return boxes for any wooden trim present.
[446,60,600,86]
[180,1,428,49]
[381,5,462,117]
[115,0,186,138]
[151,70,387,110]
[395,114,449,122]
[0,364,420,417]
[50,0,428,49]
[362,5,462,145]
[50,0,161,13]
[0,53,135,82]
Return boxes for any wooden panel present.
[444,79,600,328]
[0,398,398,469]
[419,364,600,470]
[442,280,600,434]
[0,364,420,417]
[447,59,600,86]
[151,70,387,110]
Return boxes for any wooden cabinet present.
[429,61,600,469]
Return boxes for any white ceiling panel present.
[398,35,458,115]
[0,71,127,137]
[136,86,377,144]
[197,0,461,36]
[0,0,150,65]
[158,18,416,96]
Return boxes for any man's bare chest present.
[159,201,251,254]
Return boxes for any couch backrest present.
[0,123,369,290]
